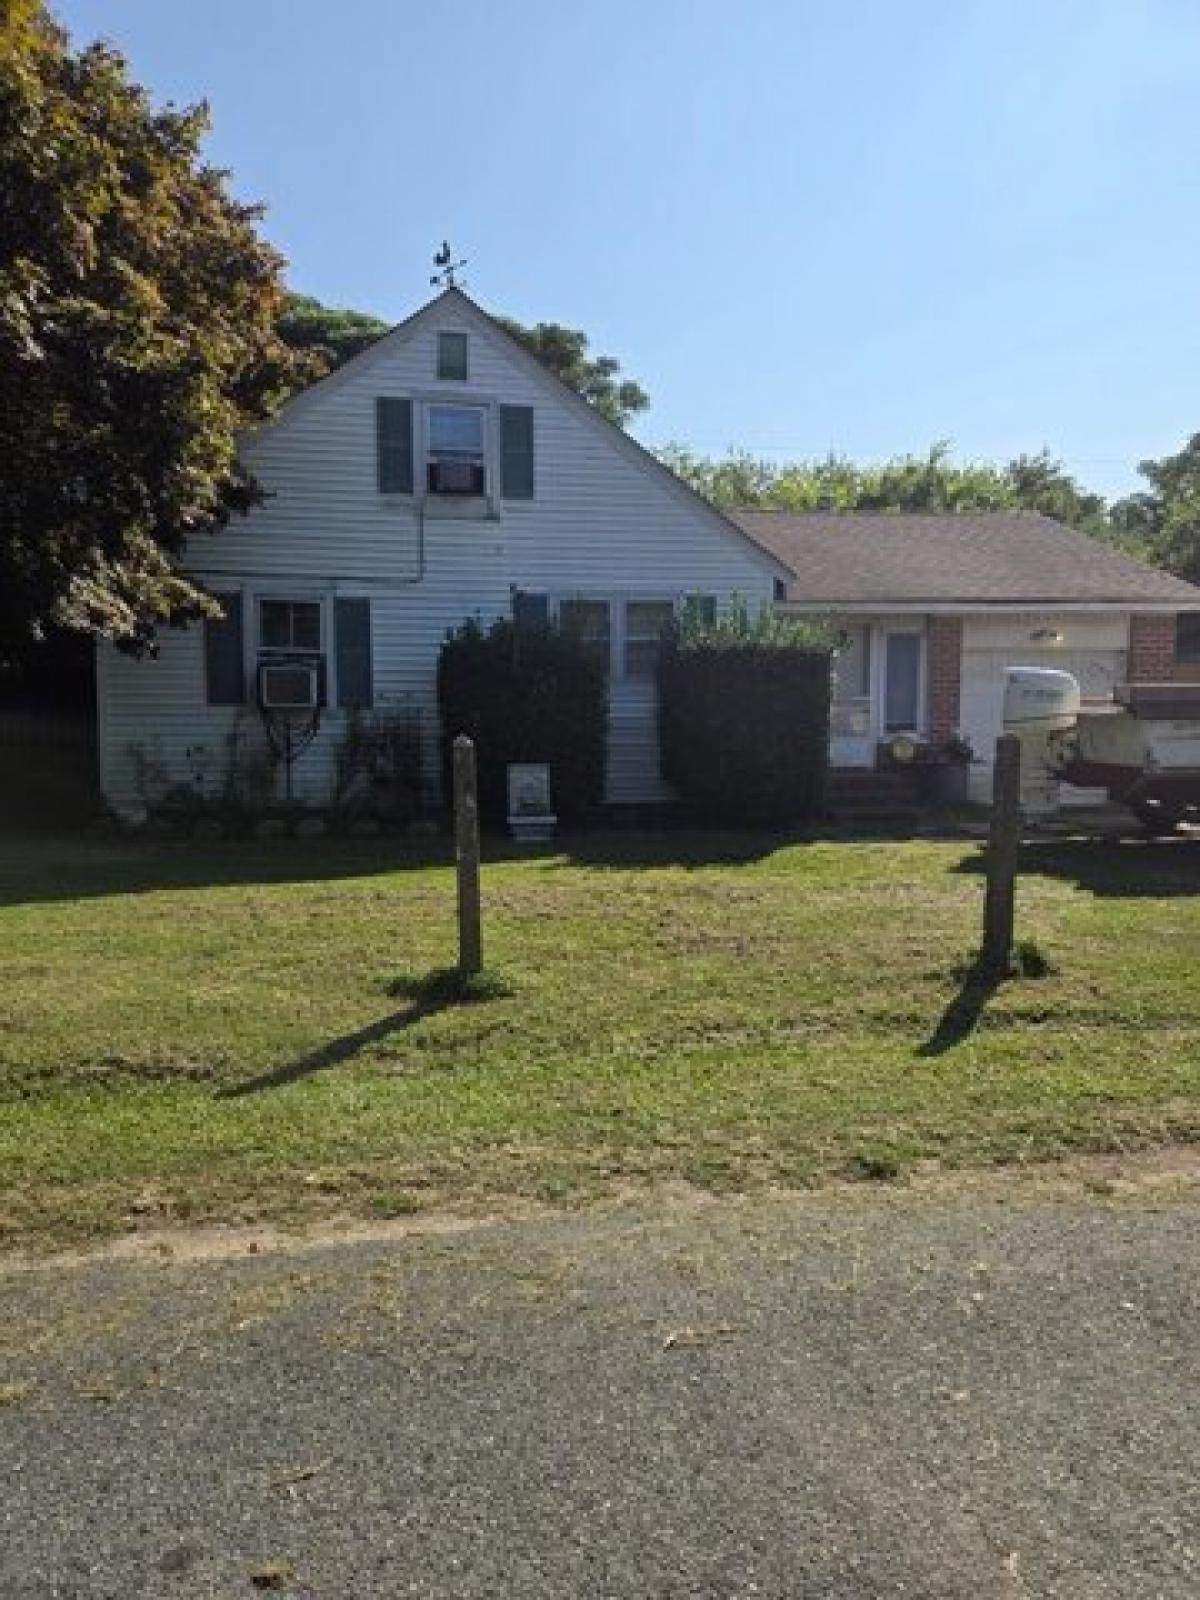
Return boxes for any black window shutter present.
[513,590,549,632]
[499,405,534,499]
[204,592,244,705]
[335,597,373,708]
[376,397,413,493]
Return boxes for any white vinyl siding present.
[97,295,777,810]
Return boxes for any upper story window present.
[259,598,321,654]
[437,330,468,381]
[427,404,486,495]
[1177,613,1200,664]
[376,395,534,500]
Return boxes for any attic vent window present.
[437,330,468,381]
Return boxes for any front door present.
[830,624,875,766]
[883,631,922,736]
[831,622,926,766]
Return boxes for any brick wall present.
[927,616,962,744]
[1127,614,1178,682]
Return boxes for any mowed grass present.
[1,827,1199,1248]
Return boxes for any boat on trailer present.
[1002,670,1200,832]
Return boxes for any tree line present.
[656,440,1200,583]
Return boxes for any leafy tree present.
[277,292,390,370]
[1111,434,1200,583]
[493,317,649,428]
[0,3,309,662]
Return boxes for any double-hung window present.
[427,403,486,495]
[256,596,325,710]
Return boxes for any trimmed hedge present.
[658,636,831,823]
[437,617,608,823]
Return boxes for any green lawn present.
[2,827,1199,1249]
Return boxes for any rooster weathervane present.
[430,241,467,290]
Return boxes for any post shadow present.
[216,967,503,1099]
[917,958,1006,1057]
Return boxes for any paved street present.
[3,1169,1198,1598]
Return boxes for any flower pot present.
[926,762,970,807]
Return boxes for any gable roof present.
[259,287,788,581]
[729,510,1200,609]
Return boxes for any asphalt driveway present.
[2,1166,1198,1598]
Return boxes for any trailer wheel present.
[1131,798,1188,836]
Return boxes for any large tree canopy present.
[0,3,308,662]
[277,292,390,370]
[278,293,650,429]
[492,317,649,429]
[1110,434,1200,584]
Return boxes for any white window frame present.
[878,625,927,736]
[257,596,325,657]
[422,400,490,499]
[247,587,335,705]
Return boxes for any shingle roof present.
[729,510,1200,607]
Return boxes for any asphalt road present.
[2,1171,1198,1598]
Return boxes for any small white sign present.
[507,763,553,818]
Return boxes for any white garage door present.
[961,646,1126,803]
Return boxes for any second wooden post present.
[453,734,483,977]
[981,732,1021,974]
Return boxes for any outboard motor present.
[1001,667,1081,817]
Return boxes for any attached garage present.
[960,613,1129,803]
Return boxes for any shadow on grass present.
[216,967,511,1099]
[918,959,1006,1057]
[0,821,945,908]
[952,835,1200,899]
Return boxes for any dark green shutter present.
[335,597,373,708]
[499,405,534,499]
[513,590,549,632]
[204,592,244,705]
[376,397,413,493]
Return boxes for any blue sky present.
[55,0,1200,497]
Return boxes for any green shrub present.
[437,617,608,823]
[659,600,831,823]
[331,708,422,828]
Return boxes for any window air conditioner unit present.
[258,660,321,711]
[428,458,484,495]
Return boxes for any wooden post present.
[453,734,482,977]
[981,733,1021,974]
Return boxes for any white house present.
[96,287,785,815]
